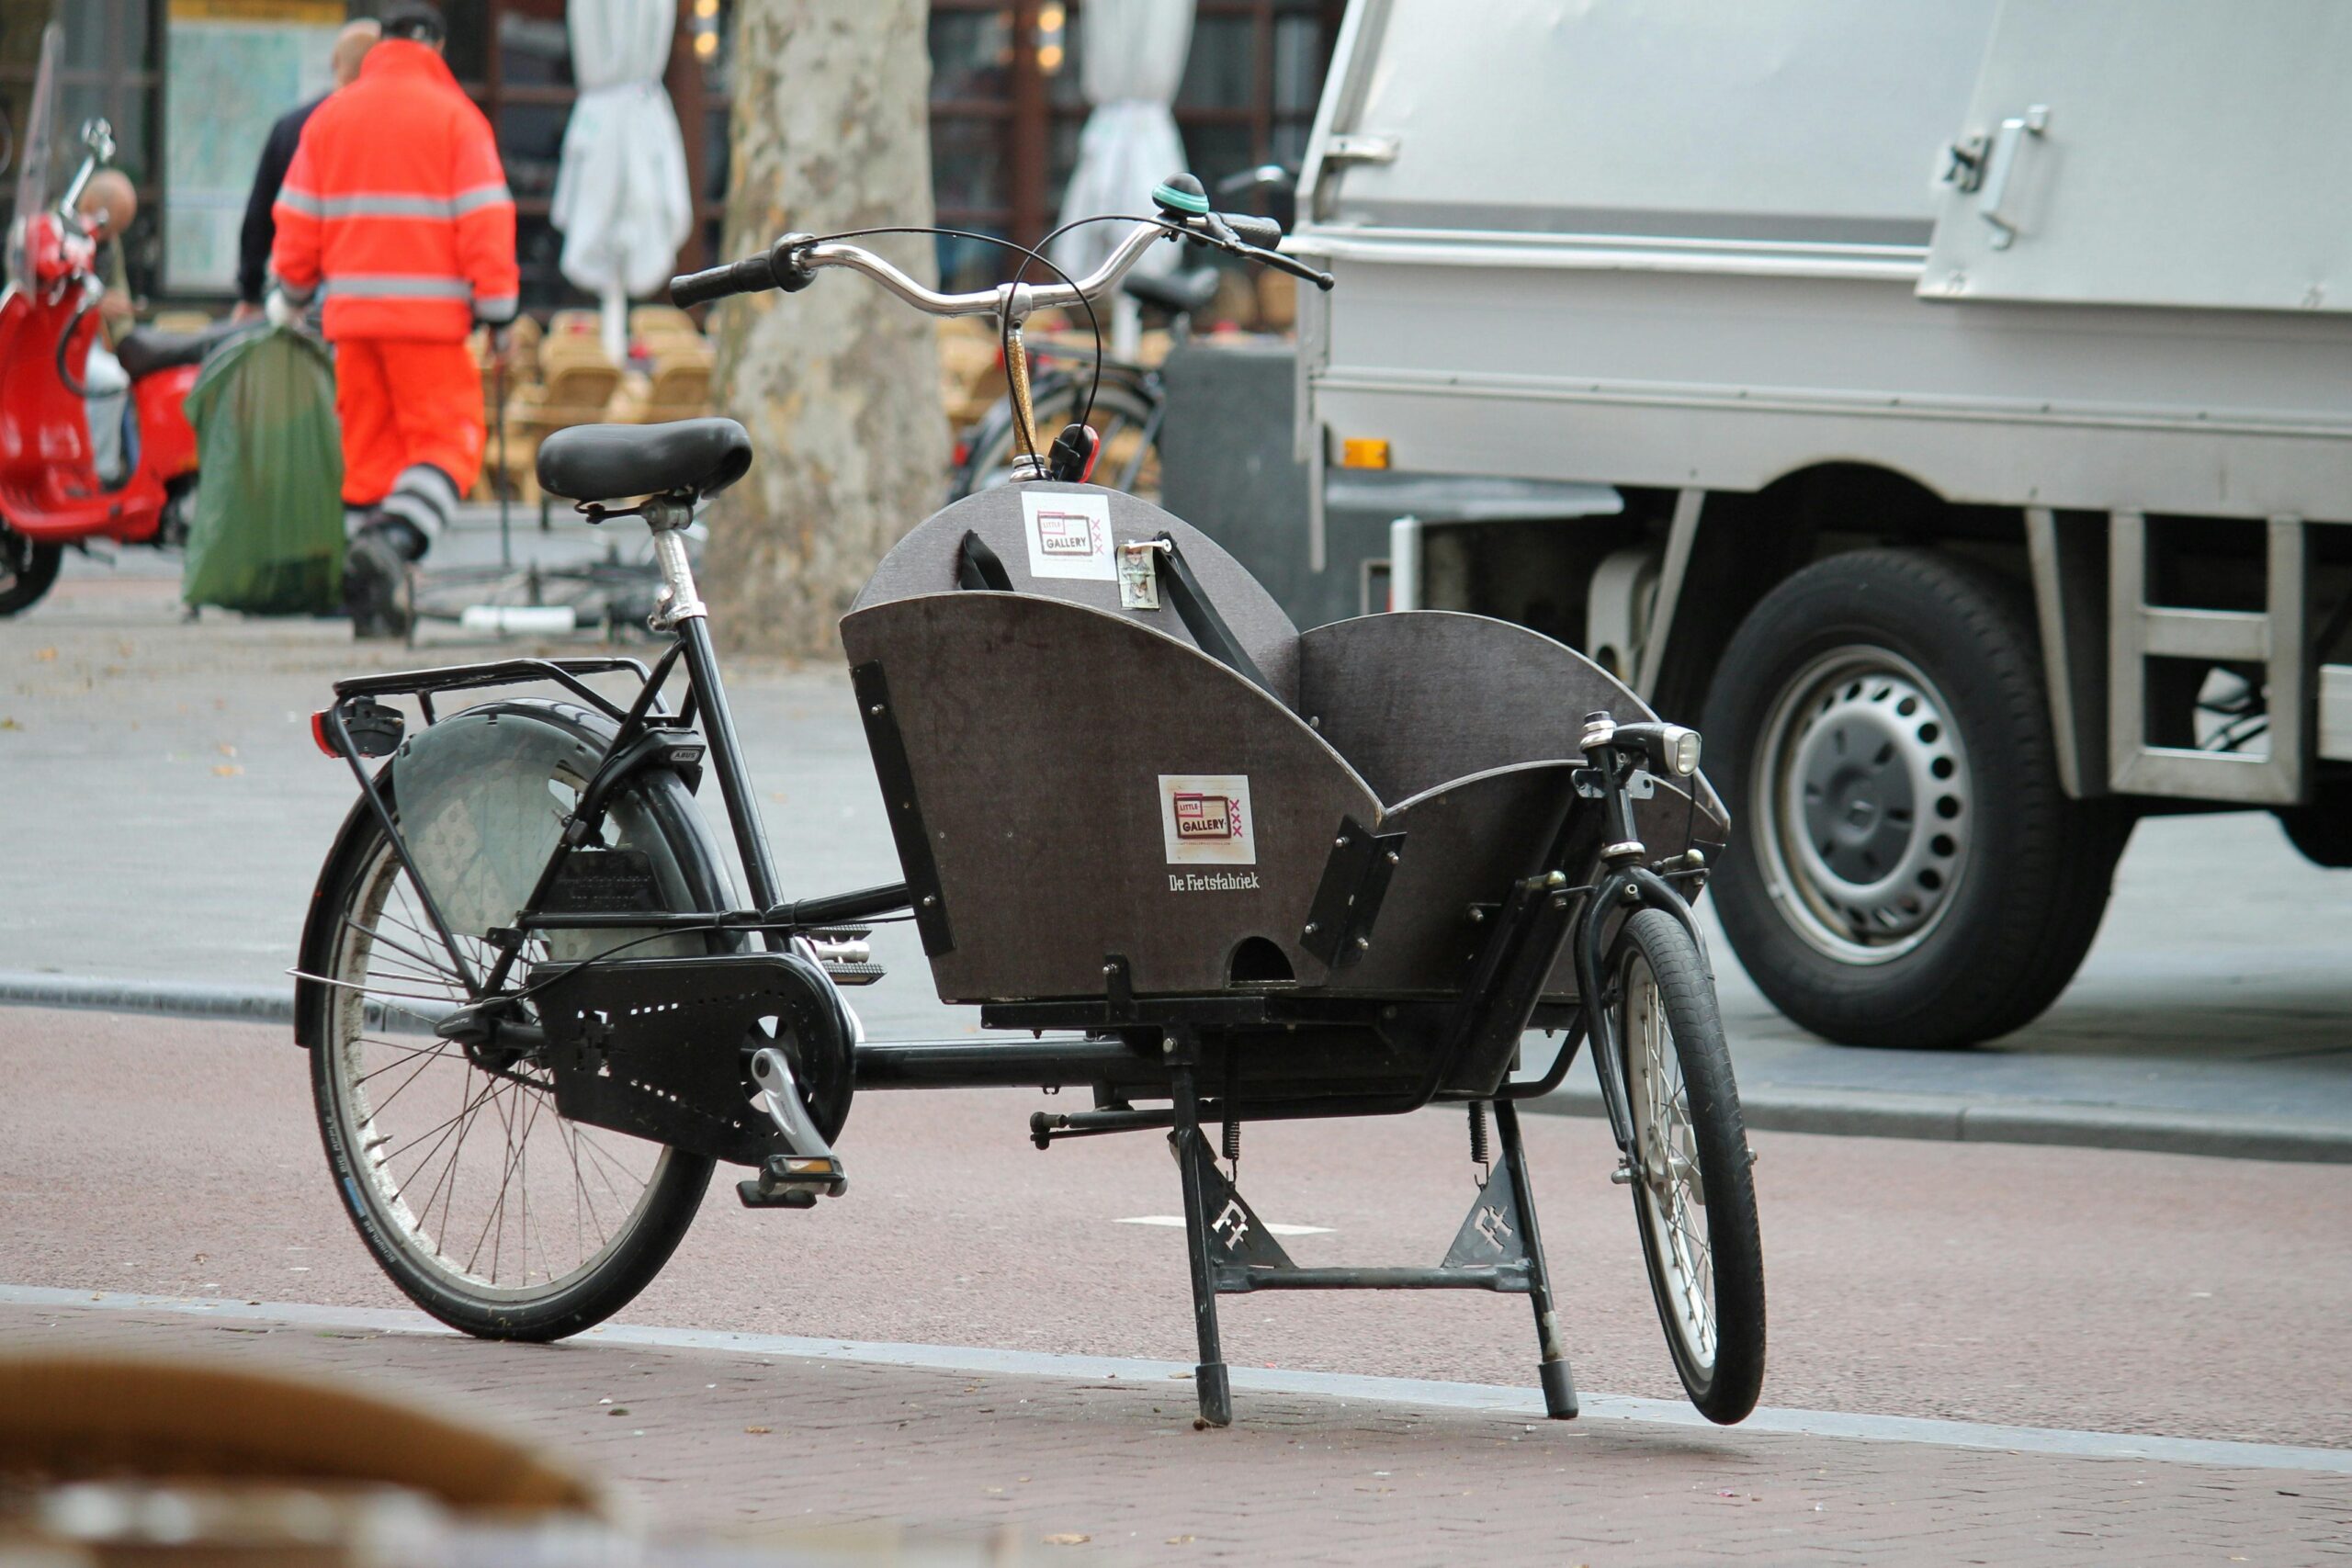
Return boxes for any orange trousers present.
[334,337,484,505]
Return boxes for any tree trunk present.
[705,0,946,658]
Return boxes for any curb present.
[5,971,2346,1165]
[0,973,295,1026]
[1526,1082,2352,1166]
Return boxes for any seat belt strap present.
[1155,533,1273,697]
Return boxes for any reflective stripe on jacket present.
[269,39,518,343]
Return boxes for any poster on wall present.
[164,0,344,294]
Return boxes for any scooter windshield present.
[5,23,62,295]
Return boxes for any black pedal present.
[736,1153,848,1209]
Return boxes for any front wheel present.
[0,525,62,616]
[1614,908,1766,1425]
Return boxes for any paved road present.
[5,545,2350,1146]
[4,1003,2348,1562]
[5,1006,2347,1450]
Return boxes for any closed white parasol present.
[1049,0,1195,355]
[549,0,693,363]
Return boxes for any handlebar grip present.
[669,233,820,308]
[1225,213,1283,249]
[670,251,777,308]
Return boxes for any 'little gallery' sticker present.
[1021,490,1115,581]
[1159,774,1257,872]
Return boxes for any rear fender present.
[294,778,390,1049]
[291,695,737,1048]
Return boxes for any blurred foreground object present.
[0,1353,619,1564]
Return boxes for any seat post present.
[643,491,706,633]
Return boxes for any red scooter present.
[1,92,232,615]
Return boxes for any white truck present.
[1283,0,2352,1047]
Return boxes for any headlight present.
[1661,724,1702,776]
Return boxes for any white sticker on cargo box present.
[1021,490,1115,581]
[1159,774,1257,868]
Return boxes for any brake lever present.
[1237,243,1335,293]
[1183,211,1335,292]
[1198,209,1247,250]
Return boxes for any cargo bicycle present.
[297,176,1766,1428]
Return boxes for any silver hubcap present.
[1623,952,1715,1371]
[1754,648,1972,964]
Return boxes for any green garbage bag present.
[181,325,345,615]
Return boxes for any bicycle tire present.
[306,700,727,1341]
[951,377,1161,502]
[0,525,62,616]
[1613,907,1767,1424]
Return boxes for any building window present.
[0,0,1331,310]
[367,0,728,310]
[930,0,1337,293]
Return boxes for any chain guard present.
[533,950,853,1168]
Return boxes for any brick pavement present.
[6,1302,2345,1565]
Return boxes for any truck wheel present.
[0,525,62,617]
[2277,786,2352,867]
[1702,548,2126,1048]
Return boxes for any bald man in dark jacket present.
[232,20,378,320]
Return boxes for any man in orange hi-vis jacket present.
[268,0,515,636]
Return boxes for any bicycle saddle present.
[1122,265,1221,320]
[112,320,243,379]
[537,417,753,503]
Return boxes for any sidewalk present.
[5,556,2351,1162]
[7,1292,2346,1565]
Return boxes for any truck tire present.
[2277,786,2352,868]
[1701,548,2126,1048]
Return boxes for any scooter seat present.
[537,418,752,504]
[112,321,242,380]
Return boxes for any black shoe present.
[345,529,413,640]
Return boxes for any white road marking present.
[1115,1215,1332,1236]
[4,1283,2346,1475]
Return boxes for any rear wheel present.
[1613,908,1766,1425]
[1703,549,2127,1047]
[0,525,62,616]
[307,705,726,1340]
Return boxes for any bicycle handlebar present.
[669,189,1331,318]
